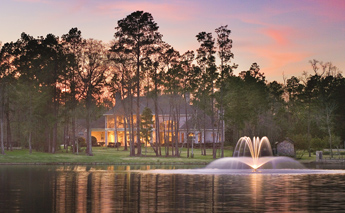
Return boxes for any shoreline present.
[0,162,209,166]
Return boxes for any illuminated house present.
[89,94,222,147]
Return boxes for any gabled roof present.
[278,137,295,144]
[91,116,105,129]
[180,109,214,130]
[104,94,195,116]
[77,116,105,130]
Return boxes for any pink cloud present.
[237,25,311,80]
[247,46,311,80]
[308,0,345,22]
[69,0,88,13]
[261,28,290,46]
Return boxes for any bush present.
[323,135,342,149]
[92,136,98,146]
[311,137,327,151]
[291,134,309,151]
[78,137,86,147]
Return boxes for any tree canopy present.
[0,10,344,158]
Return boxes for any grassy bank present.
[0,147,233,165]
[0,147,318,165]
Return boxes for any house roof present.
[91,116,105,129]
[82,94,214,130]
[278,137,295,144]
[104,94,195,116]
[180,108,214,130]
[76,116,105,131]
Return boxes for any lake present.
[1,164,345,212]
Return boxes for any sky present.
[1,0,344,82]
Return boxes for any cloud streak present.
[1,0,344,82]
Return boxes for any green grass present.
[297,154,316,162]
[0,147,234,165]
[1,147,318,164]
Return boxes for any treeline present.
[0,11,344,157]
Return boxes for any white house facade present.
[89,94,223,147]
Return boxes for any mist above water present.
[207,136,305,170]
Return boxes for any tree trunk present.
[175,104,180,157]
[154,97,160,156]
[72,114,76,154]
[28,130,32,154]
[203,111,206,155]
[0,117,5,155]
[86,103,93,156]
[52,121,57,154]
[167,105,172,156]
[136,48,141,156]
[211,84,216,159]
[307,100,311,157]
[64,121,68,153]
[154,68,160,156]
[5,93,12,151]
[221,113,225,157]
[162,112,167,156]
[129,95,135,156]
[185,97,190,158]
[114,112,117,149]
[326,107,333,158]
[0,85,5,155]
[124,116,128,151]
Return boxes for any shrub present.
[311,137,327,151]
[92,136,98,146]
[78,137,86,147]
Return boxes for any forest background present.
[0,11,344,159]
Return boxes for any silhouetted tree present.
[215,25,236,157]
[114,11,162,155]
[62,27,83,154]
[77,39,109,156]
[195,31,217,158]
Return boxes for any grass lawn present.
[1,147,318,165]
[0,146,234,165]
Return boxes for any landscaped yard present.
[1,146,322,164]
[0,147,234,164]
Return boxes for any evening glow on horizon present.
[1,0,344,82]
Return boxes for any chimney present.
[185,92,190,105]
[115,92,121,104]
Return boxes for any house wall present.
[92,128,221,146]
[92,129,221,145]
[277,141,295,156]
[93,111,222,147]
[91,131,105,143]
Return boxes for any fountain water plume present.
[233,136,273,170]
[206,136,305,171]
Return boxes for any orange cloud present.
[236,26,311,81]
[250,46,311,81]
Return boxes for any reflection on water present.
[1,165,345,212]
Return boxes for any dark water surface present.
[1,165,345,212]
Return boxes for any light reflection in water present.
[1,165,345,212]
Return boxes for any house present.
[89,94,223,147]
[277,138,295,157]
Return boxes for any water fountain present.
[147,136,345,175]
[137,137,345,212]
[206,136,306,171]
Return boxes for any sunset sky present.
[1,0,344,82]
